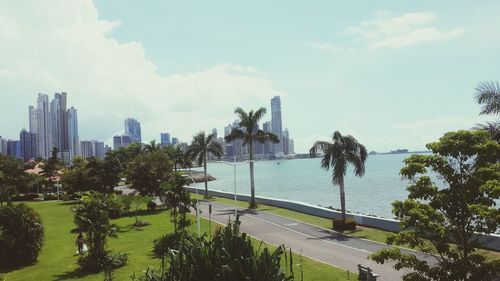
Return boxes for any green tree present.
[87,157,121,194]
[40,147,64,192]
[127,150,173,196]
[185,132,223,197]
[370,130,500,281]
[225,107,280,208]
[164,145,188,172]
[309,131,367,224]
[62,157,90,193]
[159,173,193,233]
[0,155,30,206]
[144,140,162,153]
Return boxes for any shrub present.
[12,193,40,202]
[153,232,184,258]
[106,195,125,219]
[77,251,128,272]
[332,218,356,231]
[44,194,58,201]
[147,200,157,211]
[0,204,44,268]
[134,218,297,281]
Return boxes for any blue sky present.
[0,1,499,152]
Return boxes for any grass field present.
[1,201,355,281]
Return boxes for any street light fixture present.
[182,174,201,238]
[218,157,251,218]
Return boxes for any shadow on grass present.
[0,261,39,274]
[53,267,94,281]
[122,209,164,218]
[57,201,81,206]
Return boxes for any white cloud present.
[0,1,283,144]
[312,11,464,52]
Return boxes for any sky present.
[0,0,499,153]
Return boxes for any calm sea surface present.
[193,154,425,219]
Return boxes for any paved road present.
[196,199,434,281]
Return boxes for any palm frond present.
[475,81,500,115]
[224,128,247,143]
[252,107,267,123]
[252,130,280,144]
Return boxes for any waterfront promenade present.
[197,199,434,281]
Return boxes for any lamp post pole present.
[183,174,200,238]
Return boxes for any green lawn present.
[2,201,354,281]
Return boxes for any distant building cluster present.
[0,92,110,166]
[1,93,296,166]
[222,96,295,160]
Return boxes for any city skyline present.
[1,1,498,153]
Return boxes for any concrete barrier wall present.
[186,187,500,251]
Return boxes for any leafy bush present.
[77,251,128,273]
[332,218,356,231]
[147,200,157,211]
[152,232,184,258]
[134,218,297,281]
[0,204,44,268]
[12,193,40,201]
[44,194,58,201]
[106,194,125,219]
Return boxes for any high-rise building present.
[36,93,50,158]
[211,128,218,139]
[288,139,295,155]
[0,137,7,155]
[262,121,273,157]
[57,150,71,167]
[20,129,37,161]
[271,96,283,157]
[50,92,68,152]
[67,107,80,157]
[113,134,133,150]
[282,128,289,155]
[124,118,141,144]
[7,140,22,159]
[29,106,38,134]
[171,137,179,145]
[80,141,94,159]
[160,133,171,146]
[80,140,105,159]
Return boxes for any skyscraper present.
[113,134,133,150]
[171,137,179,145]
[67,107,80,157]
[124,118,141,144]
[282,128,289,155]
[160,133,171,146]
[80,140,105,159]
[36,93,50,158]
[271,96,283,157]
[29,106,38,134]
[7,140,22,159]
[0,137,7,155]
[211,128,218,139]
[20,129,37,161]
[50,92,69,152]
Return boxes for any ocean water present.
[193,154,421,219]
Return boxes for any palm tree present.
[472,120,500,141]
[144,140,162,153]
[309,131,367,224]
[164,145,186,172]
[185,132,223,197]
[225,107,279,208]
[475,81,500,115]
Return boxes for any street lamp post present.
[55,183,62,200]
[182,174,201,238]
[218,156,249,218]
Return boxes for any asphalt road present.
[195,199,435,281]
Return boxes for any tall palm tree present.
[164,145,186,172]
[475,81,500,115]
[185,132,223,197]
[144,140,162,153]
[309,131,367,224]
[225,107,279,208]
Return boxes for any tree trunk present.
[249,140,257,208]
[204,151,208,198]
[339,177,346,223]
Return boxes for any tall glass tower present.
[271,96,283,157]
[124,118,142,144]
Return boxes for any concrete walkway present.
[196,199,434,281]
